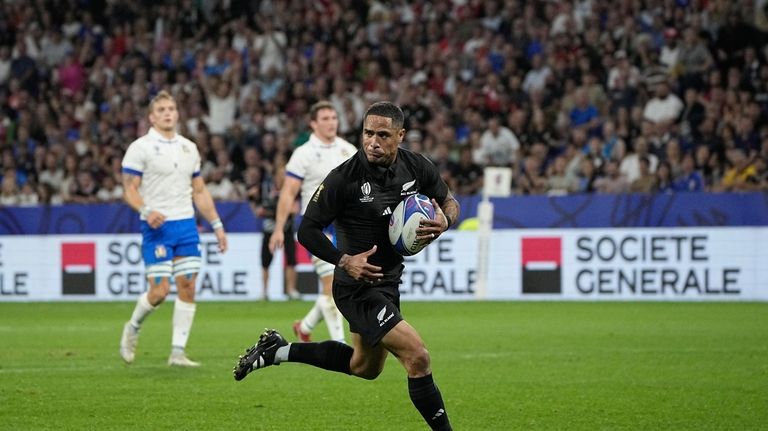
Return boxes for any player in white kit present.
[269,101,356,343]
[119,91,228,367]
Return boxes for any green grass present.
[0,301,766,430]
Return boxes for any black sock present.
[288,341,353,374]
[408,374,452,431]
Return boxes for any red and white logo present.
[521,237,562,294]
[61,242,96,295]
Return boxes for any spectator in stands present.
[643,80,684,135]
[18,181,39,206]
[0,46,11,85]
[655,161,675,194]
[630,156,657,193]
[253,17,287,77]
[576,156,598,193]
[452,146,484,196]
[620,136,658,183]
[659,28,680,74]
[10,40,37,95]
[673,152,705,192]
[0,170,19,205]
[69,170,99,203]
[665,138,684,177]
[206,166,240,201]
[517,154,547,195]
[594,160,630,194]
[430,140,458,192]
[55,153,76,201]
[716,148,758,192]
[569,87,601,136]
[0,0,764,206]
[679,87,706,144]
[200,66,240,135]
[546,155,578,196]
[607,50,641,91]
[522,53,552,94]
[752,157,768,191]
[715,11,761,70]
[36,182,63,205]
[40,29,72,68]
[677,27,713,91]
[478,116,520,167]
[96,175,123,202]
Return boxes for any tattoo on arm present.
[442,195,460,228]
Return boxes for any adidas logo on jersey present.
[382,207,392,216]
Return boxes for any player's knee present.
[405,347,431,375]
[147,283,170,304]
[349,355,386,380]
[351,364,384,380]
[146,262,172,300]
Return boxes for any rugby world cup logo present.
[359,182,374,202]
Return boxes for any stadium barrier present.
[1,192,766,302]
[2,192,766,235]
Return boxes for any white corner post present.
[476,167,512,299]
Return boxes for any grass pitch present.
[0,301,766,430]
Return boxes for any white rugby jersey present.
[122,128,201,221]
[286,133,356,214]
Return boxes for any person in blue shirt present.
[673,152,704,192]
[570,88,601,136]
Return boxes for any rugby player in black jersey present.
[234,102,459,431]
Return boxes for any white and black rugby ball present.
[388,194,436,256]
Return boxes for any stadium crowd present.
[1,0,767,208]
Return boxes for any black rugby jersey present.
[301,147,449,284]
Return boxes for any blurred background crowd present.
[1,0,768,209]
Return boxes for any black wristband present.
[445,214,454,228]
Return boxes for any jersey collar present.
[357,148,399,181]
[148,127,179,143]
[308,133,338,148]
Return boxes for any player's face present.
[362,115,404,166]
[149,98,179,132]
[310,108,339,142]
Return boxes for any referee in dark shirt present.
[233,102,459,431]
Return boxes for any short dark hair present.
[309,100,336,121]
[364,101,404,129]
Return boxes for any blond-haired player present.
[119,90,228,367]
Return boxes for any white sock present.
[129,292,156,329]
[171,299,196,352]
[300,299,323,334]
[275,344,291,364]
[318,294,345,343]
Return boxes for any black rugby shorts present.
[333,280,403,347]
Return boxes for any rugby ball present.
[388,194,436,256]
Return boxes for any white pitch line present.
[0,326,110,332]
[458,352,514,359]
[0,364,172,374]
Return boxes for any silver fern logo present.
[376,305,394,327]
